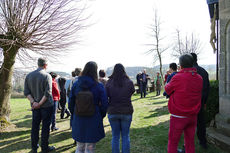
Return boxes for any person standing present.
[191,53,210,149]
[155,72,162,96]
[140,69,149,98]
[164,71,170,85]
[163,63,178,98]
[68,61,108,153]
[136,71,141,93]
[50,72,60,131]
[99,69,108,86]
[24,58,55,153]
[106,64,135,153]
[165,54,203,153]
[58,77,71,119]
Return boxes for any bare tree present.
[0,0,87,124]
[146,9,168,87]
[172,29,202,58]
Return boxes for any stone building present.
[207,0,230,152]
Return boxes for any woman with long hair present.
[105,63,135,153]
[68,61,108,153]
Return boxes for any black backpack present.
[75,87,95,117]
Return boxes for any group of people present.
[136,70,163,98]
[24,59,135,153]
[24,52,209,153]
[164,53,210,153]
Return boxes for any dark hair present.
[49,72,57,79]
[109,63,129,87]
[179,54,194,68]
[81,61,98,82]
[169,63,177,71]
[71,71,76,77]
[37,58,47,67]
[75,68,81,76]
[190,53,197,64]
[99,70,106,78]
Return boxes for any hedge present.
[205,80,219,125]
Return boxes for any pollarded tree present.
[0,0,86,124]
[146,9,168,87]
[172,29,202,58]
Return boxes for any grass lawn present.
[0,92,225,153]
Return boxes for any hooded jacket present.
[165,68,203,117]
[52,78,60,101]
[68,76,108,143]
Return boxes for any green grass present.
[0,92,225,153]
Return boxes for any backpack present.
[75,87,95,117]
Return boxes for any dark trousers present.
[156,90,161,96]
[31,106,53,151]
[60,101,70,119]
[51,101,58,129]
[140,83,147,98]
[197,106,207,145]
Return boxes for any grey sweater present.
[24,68,53,108]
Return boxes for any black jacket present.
[194,63,210,106]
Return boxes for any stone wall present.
[207,1,230,152]
[219,0,230,118]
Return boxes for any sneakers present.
[31,144,39,153]
[42,146,55,153]
[177,149,185,153]
[51,127,59,132]
[177,145,185,153]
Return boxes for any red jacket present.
[165,68,203,117]
[52,78,60,101]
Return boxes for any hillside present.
[106,64,216,82]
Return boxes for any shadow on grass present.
[144,105,169,119]
[132,97,142,102]
[146,100,168,105]
[147,95,165,100]
[0,129,31,139]
[0,128,74,152]
[56,118,71,124]
[96,120,169,153]
[13,118,32,128]
[55,143,75,153]
[97,120,225,153]
[0,135,31,152]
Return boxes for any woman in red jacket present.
[165,54,203,153]
[50,72,60,131]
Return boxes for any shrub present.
[205,80,219,125]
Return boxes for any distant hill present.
[12,64,216,92]
[51,71,71,78]
[106,64,216,82]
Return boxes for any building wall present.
[219,0,230,117]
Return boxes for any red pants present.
[168,115,197,153]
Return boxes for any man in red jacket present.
[50,72,60,131]
[165,54,203,153]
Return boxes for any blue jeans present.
[108,114,132,153]
[51,101,58,128]
[31,106,53,151]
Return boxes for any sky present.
[22,0,217,73]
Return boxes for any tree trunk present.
[158,54,164,89]
[0,46,18,126]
